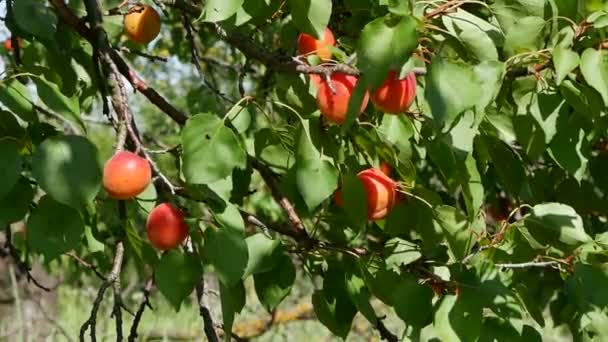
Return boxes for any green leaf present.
[553,47,580,85]
[203,0,245,22]
[344,271,377,324]
[442,10,500,61]
[434,290,483,342]
[313,263,358,339]
[287,0,332,39]
[31,135,102,209]
[0,79,36,122]
[296,160,338,210]
[548,122,588,181]
[524,202,591,249]
[27,195,84,260]
[0,177,34,227]
[434,205,478,261]
[244,233,282,277]
[254,254,296,312]
[565,263,608,309]
[503,16,546,56]
[312,289,355,339]
[204,227,248,287]
[31,75,84,133]
[213,203,245,233]
[182,113,246,184]
[580,48,608,106]
[384,238,422,273]
[125,221,159,268]
[13,0,58,41]
[220,281,246,340]
[0,141,22,198]
[340,174,368,227]
[513,114,546,160]
[392,273,434,327]
[378,114,415,155]
[424,58,481,128]
[482,135,527,197]
[155,250,202,311]
[294,122,338,210]
[357,14,418,88]
[515,283,545,327]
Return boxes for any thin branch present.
[495,261,561,269]
[376,317,398,342]
[79,241,125,342]
[128,278,154,342]
[4,226,51,292]
[65,251,107,280]
[115,46,168,62]
[195,277,219,342]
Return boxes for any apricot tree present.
[2,0,608,341]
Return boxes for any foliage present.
[2,0,608,340]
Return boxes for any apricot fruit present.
[3,38,21,51]
[371,71,417,114]
[379,161,392,176]
[103,151,151,200]
[297,27,335,61]
[124,5,161,44]
[334,167,397,221]
[316,73,369,125]
[147,203,189,250]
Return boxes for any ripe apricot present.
[334,167,397,221]
[124,5,161,44]
[297,27,335,60]
[103,151,151,200]
[316,73,369,125]
[4,38,22,51]
[371,71,417,114]
[147,203,189,250]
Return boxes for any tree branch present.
[195,277,219,342]
[79,241,125,342]
[3,226,51,292]
[495,261,561,269]
[128,277,154,342]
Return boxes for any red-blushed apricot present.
[334,167,398,220]
[316,73,369,125]
[358,168,397,220]
[146,203,189,250]
[124,5,161,44]
[103,151,152,200]
[371,71,417,114]
[4,38,22,51]
[297,27,336,61]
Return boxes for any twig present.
[115,46,168,62]
[4,226,51,292]
[65,251,107,281]
[249,158,310,241]
[128,278,154,342]
[495,261,561,269]
[181,13,234,104]
[195,277,219,342]
[376,317,398,342]
[79,241,125,342]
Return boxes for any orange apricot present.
[124,5,161,44]
[316,73,369,125]
[103,151,152,200]
[371,71,417,114]
[297,27,336,61]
